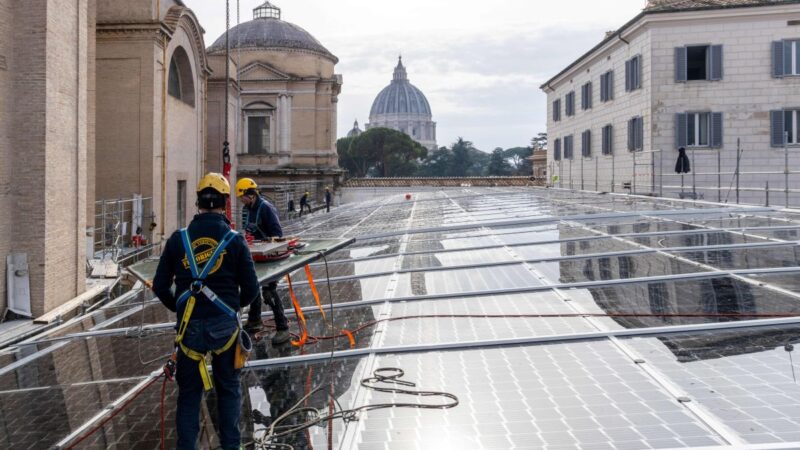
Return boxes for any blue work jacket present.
[153,213,260,321]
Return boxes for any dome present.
[347,119,362,138]
[207,2,337,62]
[369,57,432,117]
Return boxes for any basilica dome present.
[367,57,437,150]
[207,1,337,63]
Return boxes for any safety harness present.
[175,228,240,391]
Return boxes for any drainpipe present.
[160,34,168,240]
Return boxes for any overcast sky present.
[190,0,649,151]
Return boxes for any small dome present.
[207,2,337,62]
[369,57,432,117]
[347,119,362,138]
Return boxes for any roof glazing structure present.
[2,187,800,449]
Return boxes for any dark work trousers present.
[175,315,241,450]
[326,202,330,213]
[247,282,289,331]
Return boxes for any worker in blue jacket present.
[153,172,260,450]
[235,178,290,345]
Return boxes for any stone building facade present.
[96,0,209,238]
[367,57,437,151]
[206,1,344,206]
[542,0,800,206]
[0,0,343,317]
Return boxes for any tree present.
[417,146,453,177]
[504,147,533,175]
[487,148,512,176]
[344,127,427,178]
[531,132,548,151]
[336,136,360,177]
[450,137,474,176]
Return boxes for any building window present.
[553,99,561,122]
[625,55,642,92]
[564,135,574,159]
[676,45,723,82]
[627,116,644,152]
[602,124,613,155]
[581,82,592,110]
[247,116,270,154]
[600,70,614,102]
[554,138,562,161]
[177,180,187,229]
[676,112,723,148]
[167,46,195,107]
[771,109,800,146]
[581,129,591,157]
[773,40,800,77]
[565,91,575,116]
[412,127,417,137]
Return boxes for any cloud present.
[188,0,648,150]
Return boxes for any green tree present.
[504,146,533,175]
[487,147,512,176]
[417,146,453,177]
[450,137,475,176]
[346,127,427,178]
[336,136,360,177]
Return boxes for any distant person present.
[324,187,332,213]
[299,191,312,216]
[287,198,295,218]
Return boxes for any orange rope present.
[285,274,308,347]
[305,265,327,322]
[341,329,356,349]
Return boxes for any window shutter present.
[675,47,687,82]
[627,119,634,151]
[771,110,785,147]
[587,82,592,109]
[608,71,614,100]
[675,113,688,148]
[625,60,631,91]
[601,126,608,154]
[636,117,644,151]
[709,45,723,81]
[773,41,785,78]
[710,112,723,148]
[633,56,641,90]
[785,41,793,75]
[554,139,561,160]
[600,74,607,101]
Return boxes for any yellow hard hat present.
[235,178,258,197]
[196,173,230,196]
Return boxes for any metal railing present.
[93,196,156,265]
[551,133,800,209]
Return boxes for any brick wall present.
[0,0,88,317]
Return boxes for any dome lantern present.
[254,1,281,20]
[393,56,408,82]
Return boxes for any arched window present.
[167,46,195,107]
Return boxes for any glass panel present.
[0,380,142,449]
[676,245,800,270]
[357,344,725,449]
[698,112,709,146]
[746,271,800,293]
[531,252,708,284]
[785,110,793,144]
[567,276,800,331]
[623,325,800,444]
[687,114,696,146]
[380,292,594,347]
[247,116,269,155]
[514,238,636,261]
[393,265,543,297]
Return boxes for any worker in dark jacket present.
[299,191,312,216]
[153,173,259,450]
[324,187,332,213]
[235,178,290,345]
